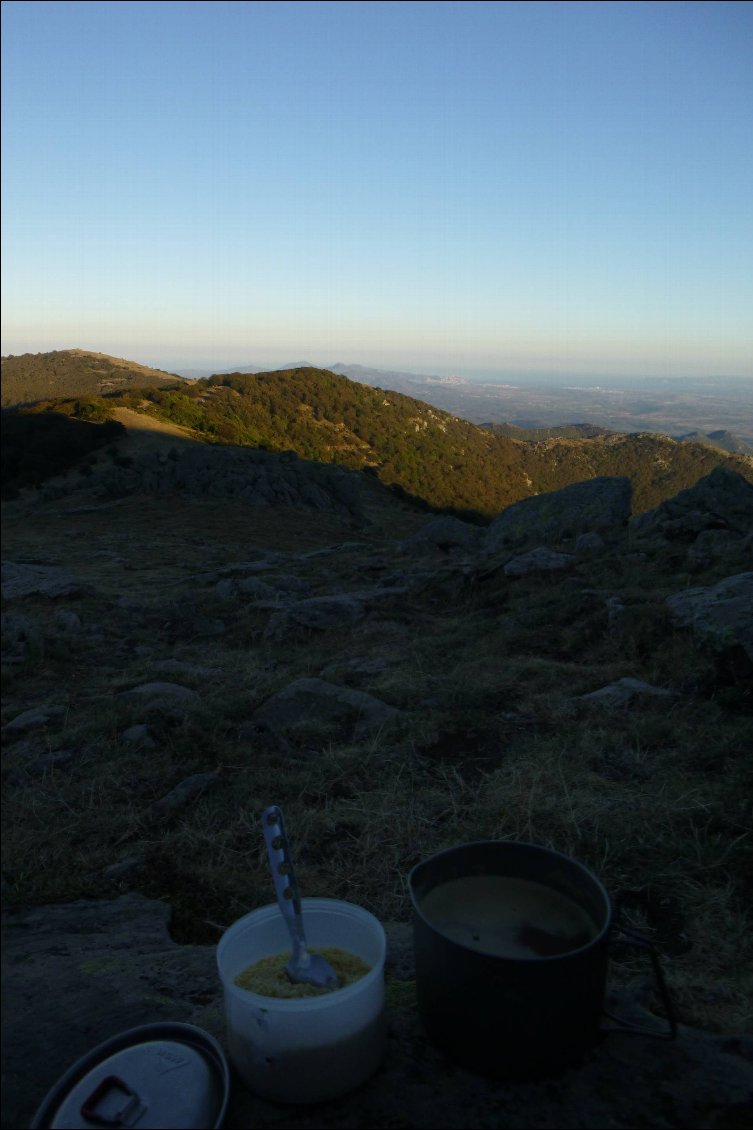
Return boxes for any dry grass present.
[2,487,752,1037]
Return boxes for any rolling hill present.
[2,353,752,517]
[0,349,185,407]
[105,365,753,517]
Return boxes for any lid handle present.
[80,1075,146,1127]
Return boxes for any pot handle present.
[601,922,677,1039]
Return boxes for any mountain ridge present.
[2,353,751,516]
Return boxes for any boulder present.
[666,573,753,660]
[119,681,199,703]
[402,516,483,553]
[631,466,753,541]
[1,705,66,735]
[686,529,748,570]
[580,677,675,707]
[504,548,576,576]
[265,595,364,637]
[151,772,221,819]
[575,531,605,554]
[1,561,83,600]
[253,677,399,740]
[264,588,407,639]
[486,477,632,552]
[122,723,157,748]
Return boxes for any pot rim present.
[408,839,612,962]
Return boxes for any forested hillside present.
[4,363,751,516]
[109,367,752,516]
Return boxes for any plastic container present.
[216,898,386,1104]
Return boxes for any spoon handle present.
[262,805,308,963]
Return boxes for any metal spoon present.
[262,805,339,990]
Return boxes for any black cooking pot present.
[409,840,675,1080]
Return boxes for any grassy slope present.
[1,488,751,1036]
[0,349,184,407]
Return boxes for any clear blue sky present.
[2,0,752,378]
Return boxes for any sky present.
[1,0,752,380]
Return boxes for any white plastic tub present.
[216,898,386,1104]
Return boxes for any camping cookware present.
[409,840,676,1080]
[30,1023,229,1129]
[216,898,387,1103]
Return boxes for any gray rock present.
[267,573,310,594]
[575,531,605,554]
[122,724,157,749]
[1,705,66,735]
[487,477,632,552]
[151,659,220,678]
[236,720,295,755]
[5,749,78,784]
[1,612,43,663]
[102,854,146,881]
[235,577,280,600]
[580,677,675,707]
[25,749,78,776]
[151,772,220,818]
[119,681,200,703]
[504,548,576,576]
[54,609,82,633]
[3,895,752,1130]
[254,677,399,739]
[215,578,237,599]
[402,516,483,553]
[605,596,627,626]
[686,528,748,569]
[265,595,365,638]
[1,561,83,600]
[115,596,143,610]
[666,572,753,660]
[301,542,370,559]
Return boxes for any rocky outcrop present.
[486,477,632,552]
[93,446,367,518]
[504,548,576,576]
[666,573,753,661]
[631,466,753,541]
[1,705,66,735]
[579,677,675,707]
[1,561,83,600]
[119,681,200,704]
[253,677,399,740]
[402,515,483,553]
[264,588,407,639]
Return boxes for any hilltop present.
[0,348,184,407]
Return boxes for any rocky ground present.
[2,421,752,1127]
